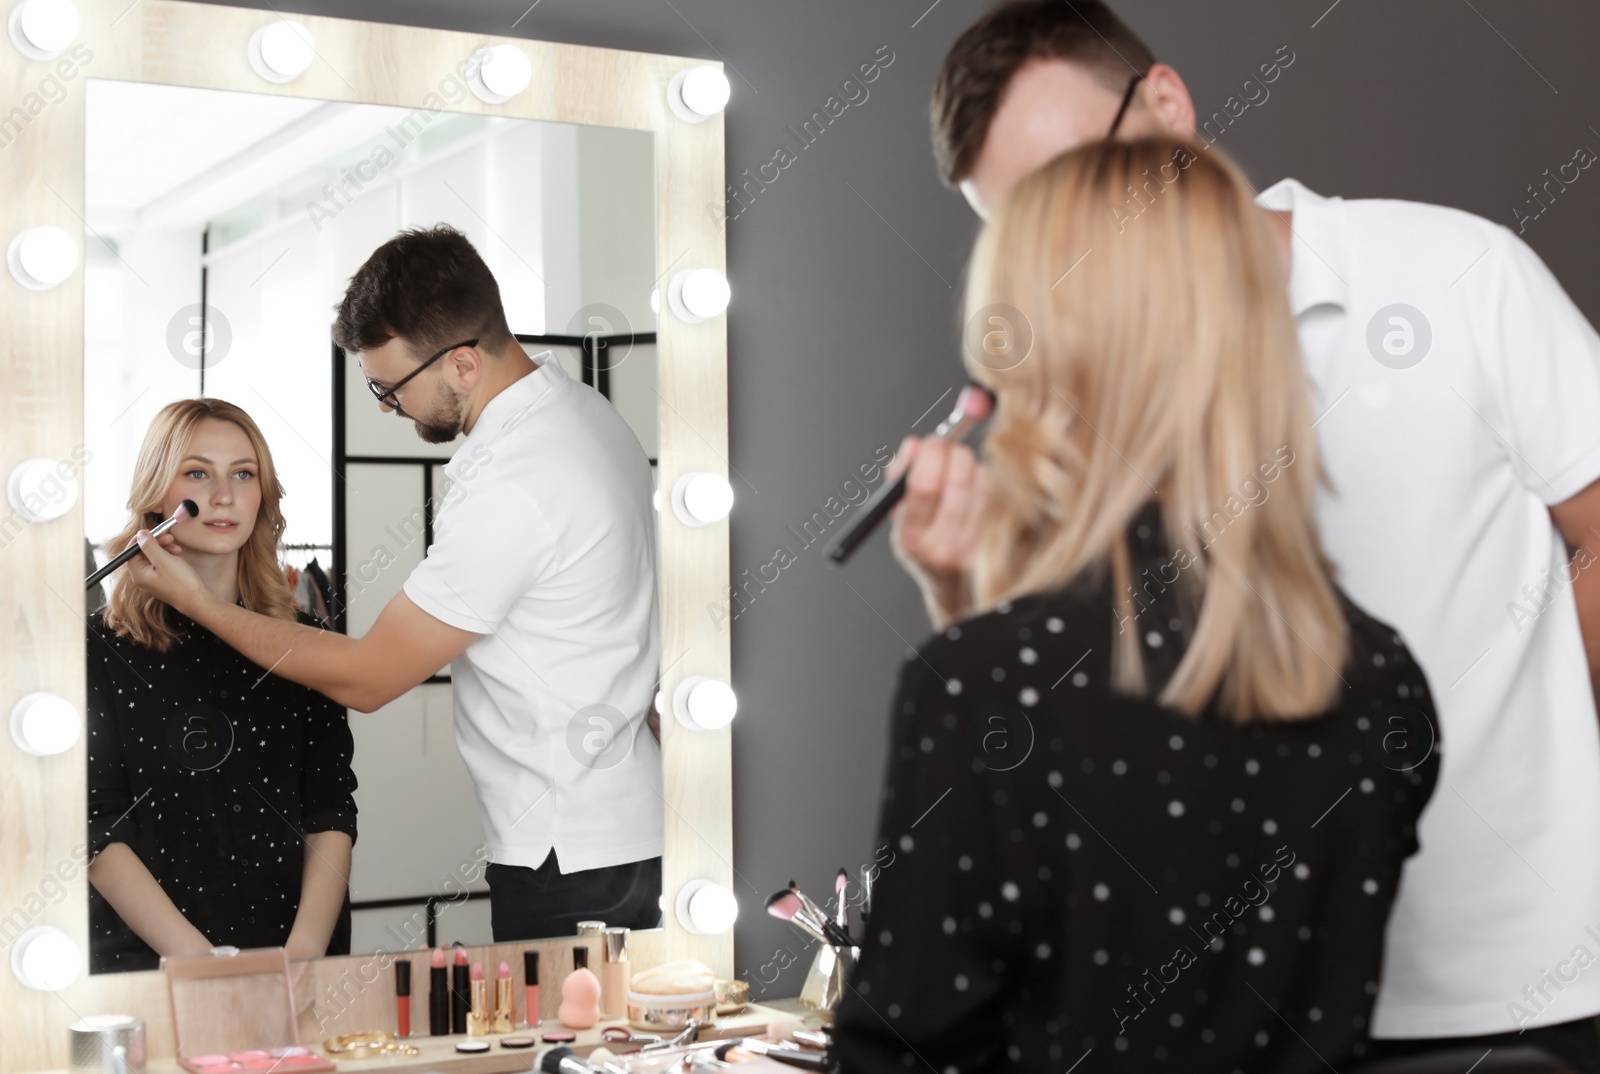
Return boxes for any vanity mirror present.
[1,2,731,1070]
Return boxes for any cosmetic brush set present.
[763,874,858,950]
[764,872,865,1014]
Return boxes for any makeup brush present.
[765,890,831,946]
[788,882,854,948]
[87,499,199,590]
[827,384,994,565]
[835,868,849,933]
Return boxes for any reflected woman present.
[86,399,357,973]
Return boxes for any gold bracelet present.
[322,1031,421,1060]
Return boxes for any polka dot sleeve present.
[85,625,138,860]
[294,613,359,844]
[835,638,1058,1070]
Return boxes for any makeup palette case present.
[161,947,335,1074]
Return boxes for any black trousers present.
[1365,1015,1600,1074]
[485,853,662,942]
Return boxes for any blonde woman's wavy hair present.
[101,398,297,652]
[964,136,1347,722]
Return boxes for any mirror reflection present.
[80,78,664,974]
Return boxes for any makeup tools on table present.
[766,879,861,1013]
[826,384,994,565]
[764,881,852,948]
[86,499,199,590]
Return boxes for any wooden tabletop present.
[27,1002,827,1074]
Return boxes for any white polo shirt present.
[1257,178,1600,1037]
[402,353,663,874]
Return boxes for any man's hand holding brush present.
[886,433,991,632]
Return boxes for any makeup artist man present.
[874,2,1600,1069]
[129,223,665,943]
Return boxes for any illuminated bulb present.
[671,472,732,527]
[667,65,730,123]
[672,676,736,732]
[248,21,316,83]
[6,457,78,523]
[8,0,78,60]
[11,692,81,756]
[468,44,532,104]
[8,227,77,290]
[668,269,730,324]
[676,880,738,935]
[11,927,81,991]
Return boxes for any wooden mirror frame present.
[0,2,731,1069]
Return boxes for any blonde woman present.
[86,399,357,973]
[835,139,1439,1072]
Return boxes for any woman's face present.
[163,418,262,553]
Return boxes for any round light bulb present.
[667,65,730,123]
[673,675,737,732]
[682,67,731,115]
[668,269,730,324]
[468,44,532,103]
[9,0,78,60]
[8,227,78,290]
[11,692,81,756]
[671,472,732,527]
[11,927,81,991]
[6,457,79,522]
[676,879,738,935]
[248,21,315,83]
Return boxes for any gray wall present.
[192,0,1600,998]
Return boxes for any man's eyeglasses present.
[1106,72,1145,139]
[365,338,478,413]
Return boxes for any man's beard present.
[412,389,465,444]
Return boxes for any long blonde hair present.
[101,399,297,652]
[964,137,1347,721]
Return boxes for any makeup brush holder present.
[798,943,859,1012]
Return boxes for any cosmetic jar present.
[627,959,717,1031]
[69,1015,146,1074]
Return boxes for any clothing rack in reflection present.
[347,890,493,950]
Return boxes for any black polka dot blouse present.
[86,601,359,974]
[834,501,1440,1073]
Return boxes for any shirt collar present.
[1255,177,1350,316]
[456,351,561,456]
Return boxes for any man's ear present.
[1142,62,1197,140]
[449,342,486,389]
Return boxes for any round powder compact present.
[455,1041,491,1054]
[542,1031,577,1043]
[500,1036,537,1049]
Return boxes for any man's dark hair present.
[930,0,1155,188]
[332,223,514,358]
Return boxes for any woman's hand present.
[888,435,991,630]
[127,529,214,616]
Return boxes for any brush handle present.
[826,385,992,566]
[86,505,192,591]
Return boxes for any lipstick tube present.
[494,961,514,1034]
[452,948,470,1034]
[395,959,412,1038]
[467,962,489,1036]
[429,948,449,1036]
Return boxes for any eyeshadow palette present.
[182,1047,333,1073]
